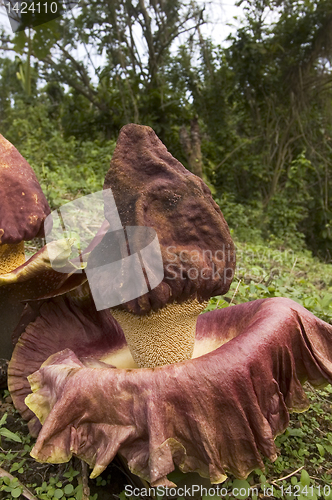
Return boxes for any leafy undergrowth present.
[207,239,332,324]
[0,389,130,500]
[2,238,331,499]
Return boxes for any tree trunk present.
[180,117,203,178]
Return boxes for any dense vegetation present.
[1,0,332,257]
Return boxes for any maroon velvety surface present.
[20,298,332,483]
[0,134,50,244]
[103,124,236,314]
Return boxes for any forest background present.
[0,0,332,259]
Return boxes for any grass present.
[207,238,332,324]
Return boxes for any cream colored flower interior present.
[102,299,227,369]
[0,241,25,274]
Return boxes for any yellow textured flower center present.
[111,299,208,368]
[0,241,25,274]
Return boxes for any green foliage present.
[0,476,23,498]
[0,392,97,500]
[184,0,332,257]
[34,472,86,500]
[2,98,115,209]
[207,238,332,323]
[216,194,265,245]
[2,0,332,255]
[0,414,22,446]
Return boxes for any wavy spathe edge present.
[22,298,332,484]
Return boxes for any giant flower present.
[3,125,332,486]
[0,132,50,360]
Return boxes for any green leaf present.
[63,470,79,480]
[287,428,305,437]
[232,479,251,500]
[316,444,325,457]
[300,469,310,486]
[64,484,74,495]
[10,459,26,473]
[75,484,83,500]
[320,294,332,309]
[0,413,8,427]
[0,428,22,443]
[11,487,23,498]
[324,444,332,454]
